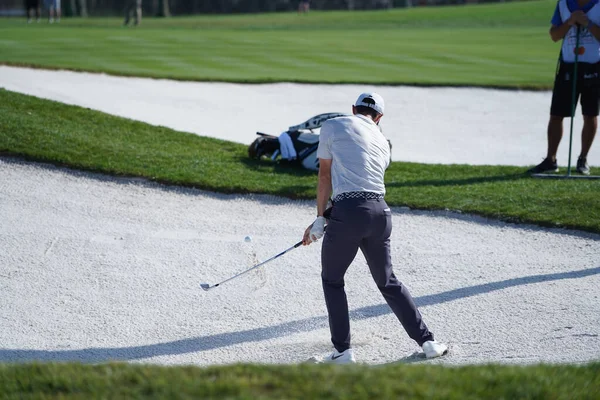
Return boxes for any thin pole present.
[567,25,581,177]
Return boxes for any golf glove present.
[309,216,326,242]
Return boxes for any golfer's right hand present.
[302,225,312,246]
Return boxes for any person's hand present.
[570,10,587,26]
[302,225,312,245]
[302,216,326,245]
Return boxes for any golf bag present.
[248,112,349,171]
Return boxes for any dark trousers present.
[321,197,433,352]
[124,0,142,25]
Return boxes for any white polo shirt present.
[317,114,390,199]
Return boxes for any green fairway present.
[2,89,599,233]
[0,0,560,88]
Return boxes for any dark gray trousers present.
[321,197,433,352]
[124,0,142,25]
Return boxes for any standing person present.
[298,0,310,13]
[302,93,448,364]
[529,0,600,175]
[25,0,41,23]
[124,0,142,26]
[44,0,60,23]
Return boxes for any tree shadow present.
[2,266,598,363]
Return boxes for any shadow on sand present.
[2,266,599,363]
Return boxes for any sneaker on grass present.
[576,156,590,175]
[528,157,559,174]
[323,348,356,364]
[422,340,448,359]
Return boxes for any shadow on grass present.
[240,157,316,177]
[2,266,598,363]
[3,155,598,236]
[386,172,528,188]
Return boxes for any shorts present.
[43,0,59,8]
[550,61,600,117]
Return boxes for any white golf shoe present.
[422,340,448,359]
[323,348,356,364]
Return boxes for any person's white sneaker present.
[422,340,448,359]
[323,348,356,364]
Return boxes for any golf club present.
[200,239,303,291]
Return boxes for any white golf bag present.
[248,113,349,171]
[248,112,392,171]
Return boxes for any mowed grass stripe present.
[0,1,562,87]
[0,0,555,30]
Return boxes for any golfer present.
[302,92,448,364]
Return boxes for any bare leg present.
[547,115,564,161]
[581,115,598,158]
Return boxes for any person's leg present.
[134,0,142,25]
[321,203,362,353]
[580,83,600,159]
[548,62,583,161]
[124,1,131,25]
[581,115,598,158]
[529,64,575,173]
[547,115,564,161]
[360,200,434,346]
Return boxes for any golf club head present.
[200,283,211,291]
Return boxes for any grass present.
[1,3,599,397]
[1,88,599,233]
[1,362,600,399]
[0,0,561,88]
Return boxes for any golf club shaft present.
[203,240,303,290]
[567,25,581,177]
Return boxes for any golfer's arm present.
[316,158,332,217]
[550,23,572,42]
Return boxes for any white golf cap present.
[354,92,384,114]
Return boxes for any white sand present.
[0,67,599,366]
